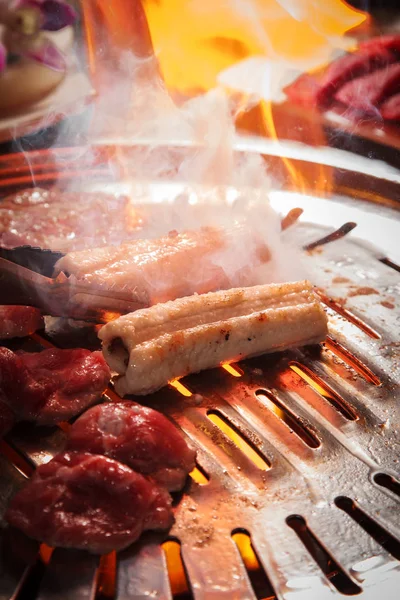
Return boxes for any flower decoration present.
[0,0,76,74]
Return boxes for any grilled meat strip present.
[53,224,273,306]
[99,281,328,396]
[67,402,196,491]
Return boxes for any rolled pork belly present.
[99,281,328,396]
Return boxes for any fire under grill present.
[0,151,399,600]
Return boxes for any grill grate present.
[0,205,400,600]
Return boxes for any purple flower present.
[20,0,76,32]
[0,1,75,73]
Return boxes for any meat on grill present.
[6,452,173,554]
[380,93,400,120]
[284,35,400,121]
[285,44,397,108]
[67,402,196,491]
[0,347,110,425]
[0,188,145,252]
[0,306,44,339]
[99,281,328,396]
[335,63,400,115]
[54,225,274,306]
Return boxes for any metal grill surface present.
[0,191,399,600]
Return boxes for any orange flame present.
[83,1,367,192]
[142,0,366,93]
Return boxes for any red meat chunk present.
[335,63,400,116]
[6,452,173,553]
[0,306,44,339]
[0,397,15,437]
[285,35,400,110]
[0,347,110,425]
[381,93,400,120]
[67,401,196,491]
[316,45,396,105]
[359,35,400,55]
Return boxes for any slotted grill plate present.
[0,186,399,600]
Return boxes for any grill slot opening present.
[170,380,193,397]
[162,539,193,600]
[222,363,243,377]
[335,497,400,560]
[206,410,270,470]
[30,332,56,349]
[289,363,358,421]
[324,337,381,386]
[232,529,276,600]
[189,462,209,485]
[0,439,34,478]
[95,551,117,600]
[255,389,320,449]
[286,515,362,596]
[39,544,53,565]
[317,291,381,339]
[13,554,47,600]
[373,473,400,498]
[380,257,400,273]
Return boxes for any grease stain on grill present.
[286,515,362,596]
[207,410,270,471]
[162,539,193,600]
[335,497,400,560]
[289,362,358,421]
[255,389,321,449]
[232,529,276,600]
[324,336,381,386]
[373,473,400,498]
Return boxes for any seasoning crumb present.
[332,276,350,284]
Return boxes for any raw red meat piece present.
[316,46,396,105]
[0,347,110,425]
[0,306,44,339]
[6,452,173,553]
[284,35,400,109]
[381,93,400,120]
[67,402,196,491]
[0,397,15,437]
[0,188,145,252]
[335,63,400,115]
[359,35,400,55]
[284,71,323,108]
